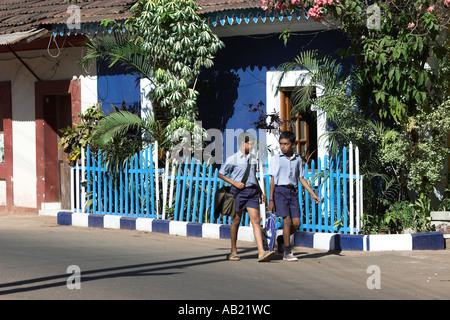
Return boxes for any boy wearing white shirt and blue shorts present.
[267,131,322,261]
[218,132,276,262]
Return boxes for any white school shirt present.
[219,151,258,187]
[267,153,305,186]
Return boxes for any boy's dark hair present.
[279,131,296,143]
[238,132,256,145]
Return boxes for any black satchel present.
[214,161,251,219]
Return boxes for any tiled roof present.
[0,0,136,35]
[0,0,263,35]
[196,0,261,13]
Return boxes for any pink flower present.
[408,23,415,28]
[273,0,283,10]
[314,0,333,6]
[308,5,324,22]
[427,6,434,12]
[261,0,268,10]
[291,0,300,5]
[445,0,450,7]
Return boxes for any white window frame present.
[265,70,327,162]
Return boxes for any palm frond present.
[81,28,156,84]
[276,50,350,116]
[91,111,143,148]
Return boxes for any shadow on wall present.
[97,60,141,115]
[196,30,351,133]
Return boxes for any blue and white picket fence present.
[71,143,363,234]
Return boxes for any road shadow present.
[297,250,345,260]
[0,247,257,296]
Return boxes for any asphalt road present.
[1,215,450,303]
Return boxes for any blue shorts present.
[273,185,301,219]
[230,185,260,212]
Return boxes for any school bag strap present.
[240,159,251,185]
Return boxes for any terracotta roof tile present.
[0,0,136,34]
[196,0,261,13]
[0,0,263,35]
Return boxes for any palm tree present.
[276,50,400,216]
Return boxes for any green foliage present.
[59,103,145,169]
[267,0,450,232]
[378,100,450,196]
[80,0,224,122]
[360,200,423,234]
[358,1,447,123]
[90,110,206,164]
[80,0,224,164]
[277,49,449,234]
[438,197,450,211]
[267,0,450,124]
[384,200,417,233]
[410,193,432,232]
[91,111,145,148]
[163,117,207,158]
[58,104,104,165]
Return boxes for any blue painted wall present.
[97,61,141,115]
[196,29,351,158]
[93,29,350,160]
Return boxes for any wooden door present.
[43,94,72,209]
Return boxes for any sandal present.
[227,253,240,261]
[258,250,276,262]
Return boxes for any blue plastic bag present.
[265,211,277,251]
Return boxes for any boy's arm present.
[299,177,322,204]
[267,176,275,212]
[218,173,244,189]
[256,181,265,204]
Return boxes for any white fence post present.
[71,164,75,212]
[162,151,170,220]
[259,150,266,227]
[355,145,360,231]
[349,142,354,234]
[81,146,86,214]
[154,141,159,217]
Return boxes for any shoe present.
[277,235,284,255]
[258,250,276,262]
[227,253,240,261]
[283,253,298,261]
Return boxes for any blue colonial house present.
[0,0,350,216]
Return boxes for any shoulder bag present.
[213,161,251,219]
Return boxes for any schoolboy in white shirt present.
[267,131,322,261]
[219,132,276,262]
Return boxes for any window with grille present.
[279,89,317,165]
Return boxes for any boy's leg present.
[285,188,301,248]
[247,207,266,258]
[279,216,300,248]
[281,215,299,261]
[230,211,243,255]
[291,217,301,234]
[282,215,292,248]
